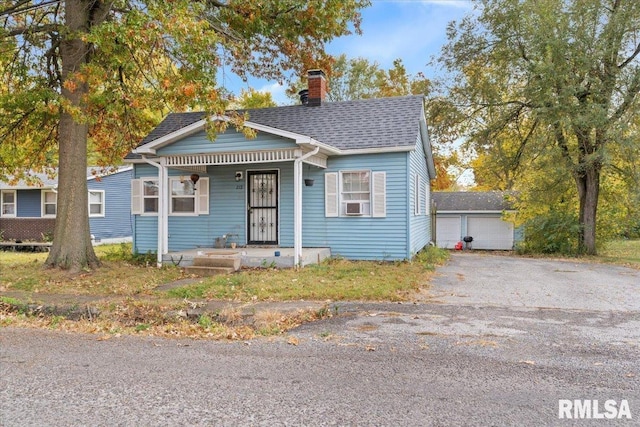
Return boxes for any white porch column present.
[293,146,320,267]
[140,155,167,267]
[159,157,169,257]
[294,160,303,266]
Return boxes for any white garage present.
[432,191,520,251]
[435,216,461,249]
[467,216,514,250]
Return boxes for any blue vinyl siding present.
[166,162,294,251]
[87,169,133,240]
[132,127,433,261]
[157,128,298,156]
[133,162,296,253]
[133,216,158,255]
[408,133,432,256]
[16,190,42,217]
[302,152,410,261]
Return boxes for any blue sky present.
[220,0,473,105]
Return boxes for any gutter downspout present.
[293,145,320,267]
[141,155,166,267]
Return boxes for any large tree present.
[0,0,368,271]
[440,0,640,254]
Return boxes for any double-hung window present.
[170,178,196,214]
[131,177,209,216]
[142,179,159,214]
[341,171,371,216]
[42,190,57,217]
[88,190,105,217]
[1,190,16,217]
[325,170,386,218]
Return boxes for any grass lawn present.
[597,239,640,268]
[2,240,636,340]
[0,243,448,340]
[0,244,184,296]
[0,243,449,302]
[166,249,449,302]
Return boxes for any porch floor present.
[162,247,331,269]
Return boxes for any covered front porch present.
[163,246,331,269]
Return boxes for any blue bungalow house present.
[125,70,436,266]
[0,167,133,245]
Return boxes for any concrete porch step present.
[184,265,236,277]
[193,254,241,270]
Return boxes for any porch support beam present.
[294,146,320,267]
[160,158,168,258]
[141,156,168,267]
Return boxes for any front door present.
[247,170,278,244]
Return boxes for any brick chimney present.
[306,69,326,106]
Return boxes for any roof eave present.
[420,116,437,179]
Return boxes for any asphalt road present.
[1,253,639,426]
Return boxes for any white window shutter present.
[372,171,386,218]
[325,172,338,217]
[414,174,420,215]
[131,179,142,215]
[197,177,209,215]
[425,182,430,216]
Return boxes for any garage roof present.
[432,191,516,212]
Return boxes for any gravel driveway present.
[2,253,639,426]
[429,252,640,311]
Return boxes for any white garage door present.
[467,217,514,250]
[436,216,461,249]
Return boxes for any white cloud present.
[258,82,289,106]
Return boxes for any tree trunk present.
[575,164,600,255]
[45,0,100,272]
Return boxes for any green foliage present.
[99,243,156,266]
[287,54,431,102]
[414,245,450,269]
[233,88,277,109]
[135,323,151,332]
[517,209,581,255]
[198,314,213,329]
[438,0,640,254]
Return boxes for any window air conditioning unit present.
[345,202,363,215]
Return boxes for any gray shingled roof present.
[0,167,131,189]
[126,95,425,159]
[432,191,516,211]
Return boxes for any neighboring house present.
[432,191,522,250]
[0,167,133,244]
[124,70,436,266]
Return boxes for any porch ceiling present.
[164,148,327,169]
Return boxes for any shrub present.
[517,210,581,254]
[100,242,157,265]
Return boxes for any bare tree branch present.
[5,23,59,37]
[0,0,61,18]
